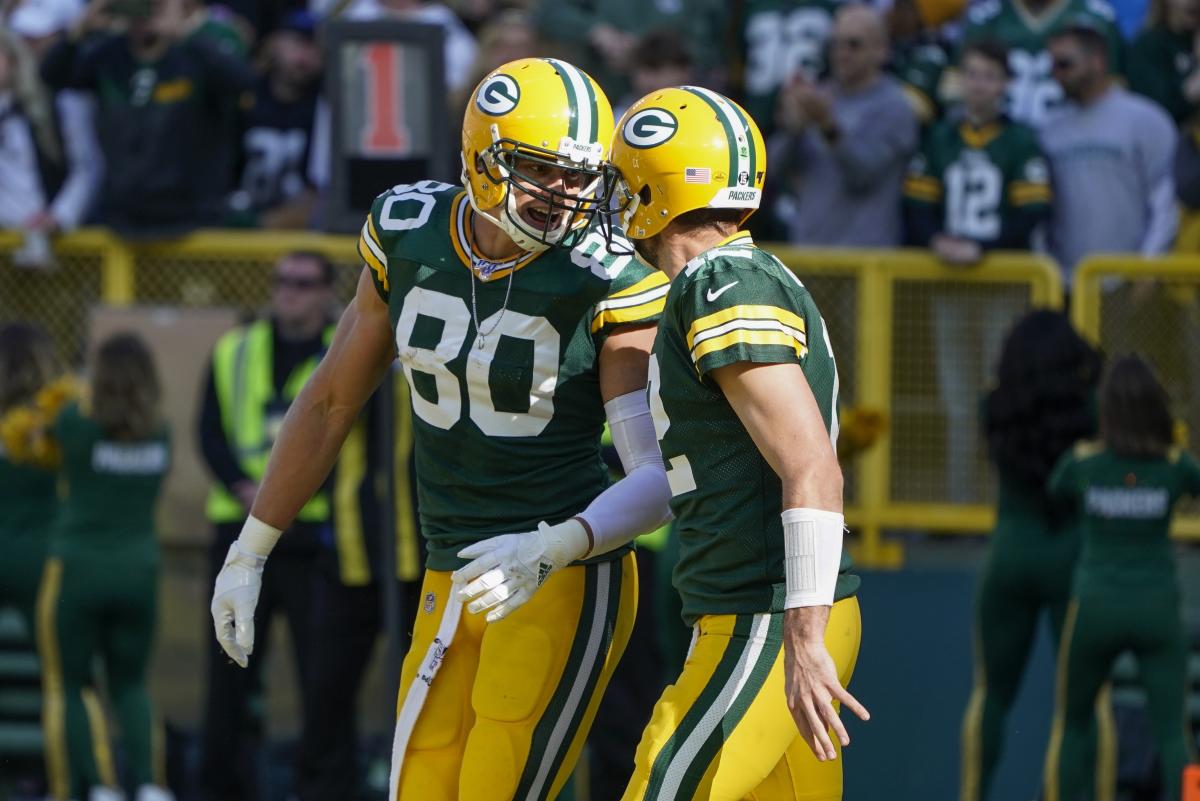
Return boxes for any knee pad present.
[473,620,557,723]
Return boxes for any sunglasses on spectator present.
[831,36,867,50]
[273,275,327,290]
[1051,57,1078,71]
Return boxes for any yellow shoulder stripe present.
[358,218,388,292]
[686,305,806,351]
[607,270,669,299]
[904,175,943,201]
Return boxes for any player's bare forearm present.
[711,361,843,512]
[250,267,396,529]
[597,323,655,401]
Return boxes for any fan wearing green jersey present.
[210,58,673,801]
[959,0,1123,127]
[1044,356,1200,801]
[604,86,867,801]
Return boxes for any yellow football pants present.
[392,554,637,801]
[622,597,862,801]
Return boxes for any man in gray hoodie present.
[1040,19,1178,286]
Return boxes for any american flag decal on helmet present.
[684,167,711,184]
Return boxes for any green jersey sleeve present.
[678,259,809,377]
[903,132,944,209]
[1007,126,1052,212]
[357,181,459,303]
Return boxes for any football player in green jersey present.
[959,0,1123,127]
[210,58,673,801]
[606,86,868,801]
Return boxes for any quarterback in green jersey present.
[210,58,673,801]
[605,86,867,801]
[961,0,1123,126]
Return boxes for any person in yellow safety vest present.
[195,250,337,801]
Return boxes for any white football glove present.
[451,519,591,622]
[211,542,267,668]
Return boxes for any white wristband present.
[236,515,283,559]
[782,507,844,609]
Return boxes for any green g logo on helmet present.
[621,108,678,149]
[476,74,521,116]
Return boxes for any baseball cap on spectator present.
[8,0,85,37]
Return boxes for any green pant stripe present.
[37,558,70,800]
[515,560,620,801]
[672,614,782,801]
[645,614,759,800]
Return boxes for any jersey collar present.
[959,121,1002,149]
[449,192,544,282]
[682,230,755,277]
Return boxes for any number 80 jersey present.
[358,182,669,571]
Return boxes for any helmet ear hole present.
[638,184,652,206]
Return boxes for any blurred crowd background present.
[2,0,1200,800]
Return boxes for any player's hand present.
[451,519,591,622]
[211,543,266,668]
[783,608,870,762]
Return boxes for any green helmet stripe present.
[544,58,590,142]
[725,97,758,188]
[579,69,599,143]
[682,86,753,188]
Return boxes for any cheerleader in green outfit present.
[0,324,60,635]
[1044,355,1200,801]
[28,334,173,801]
[960,311,1104,801]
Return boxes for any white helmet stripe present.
[545,58,595,146]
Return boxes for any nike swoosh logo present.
[706,281,739,302]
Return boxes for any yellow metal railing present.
[1071,255,1200,539]
[770,248,1063,566]
[1,233,1075,566]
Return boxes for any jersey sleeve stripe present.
[358,221,389,291]
[606,271,669,299]
[903,176,942,201]
[691,327,808,365]
[686,304,806,351]
[1009,182,1051,204]
[591,297,667,332]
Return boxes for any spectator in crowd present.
[905,38,1052,503]
[612,27,695,120]
[196,251,337,801]
[1127,0,1200,124]
[959,0,1123,127]
[1044,355,1198,801]
[888,0,965,126]
[227,11,321,229]
[531,0,723,99]
[39,0,255,235]
[452,8,539,125]
[21,333,173,801]
[0,324,60,638]
[0,23,100,268]
[735,0,838,139]
[960,310,1104,801]
[905,39,1051,261]
[1040,20,1178,284]
[768,3,918,246]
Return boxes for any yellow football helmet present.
[609,86,767,240]
[461,58,617,251]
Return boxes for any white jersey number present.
[647,354,697,496]
[945,157,1003,241]
[394,288,560,437]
